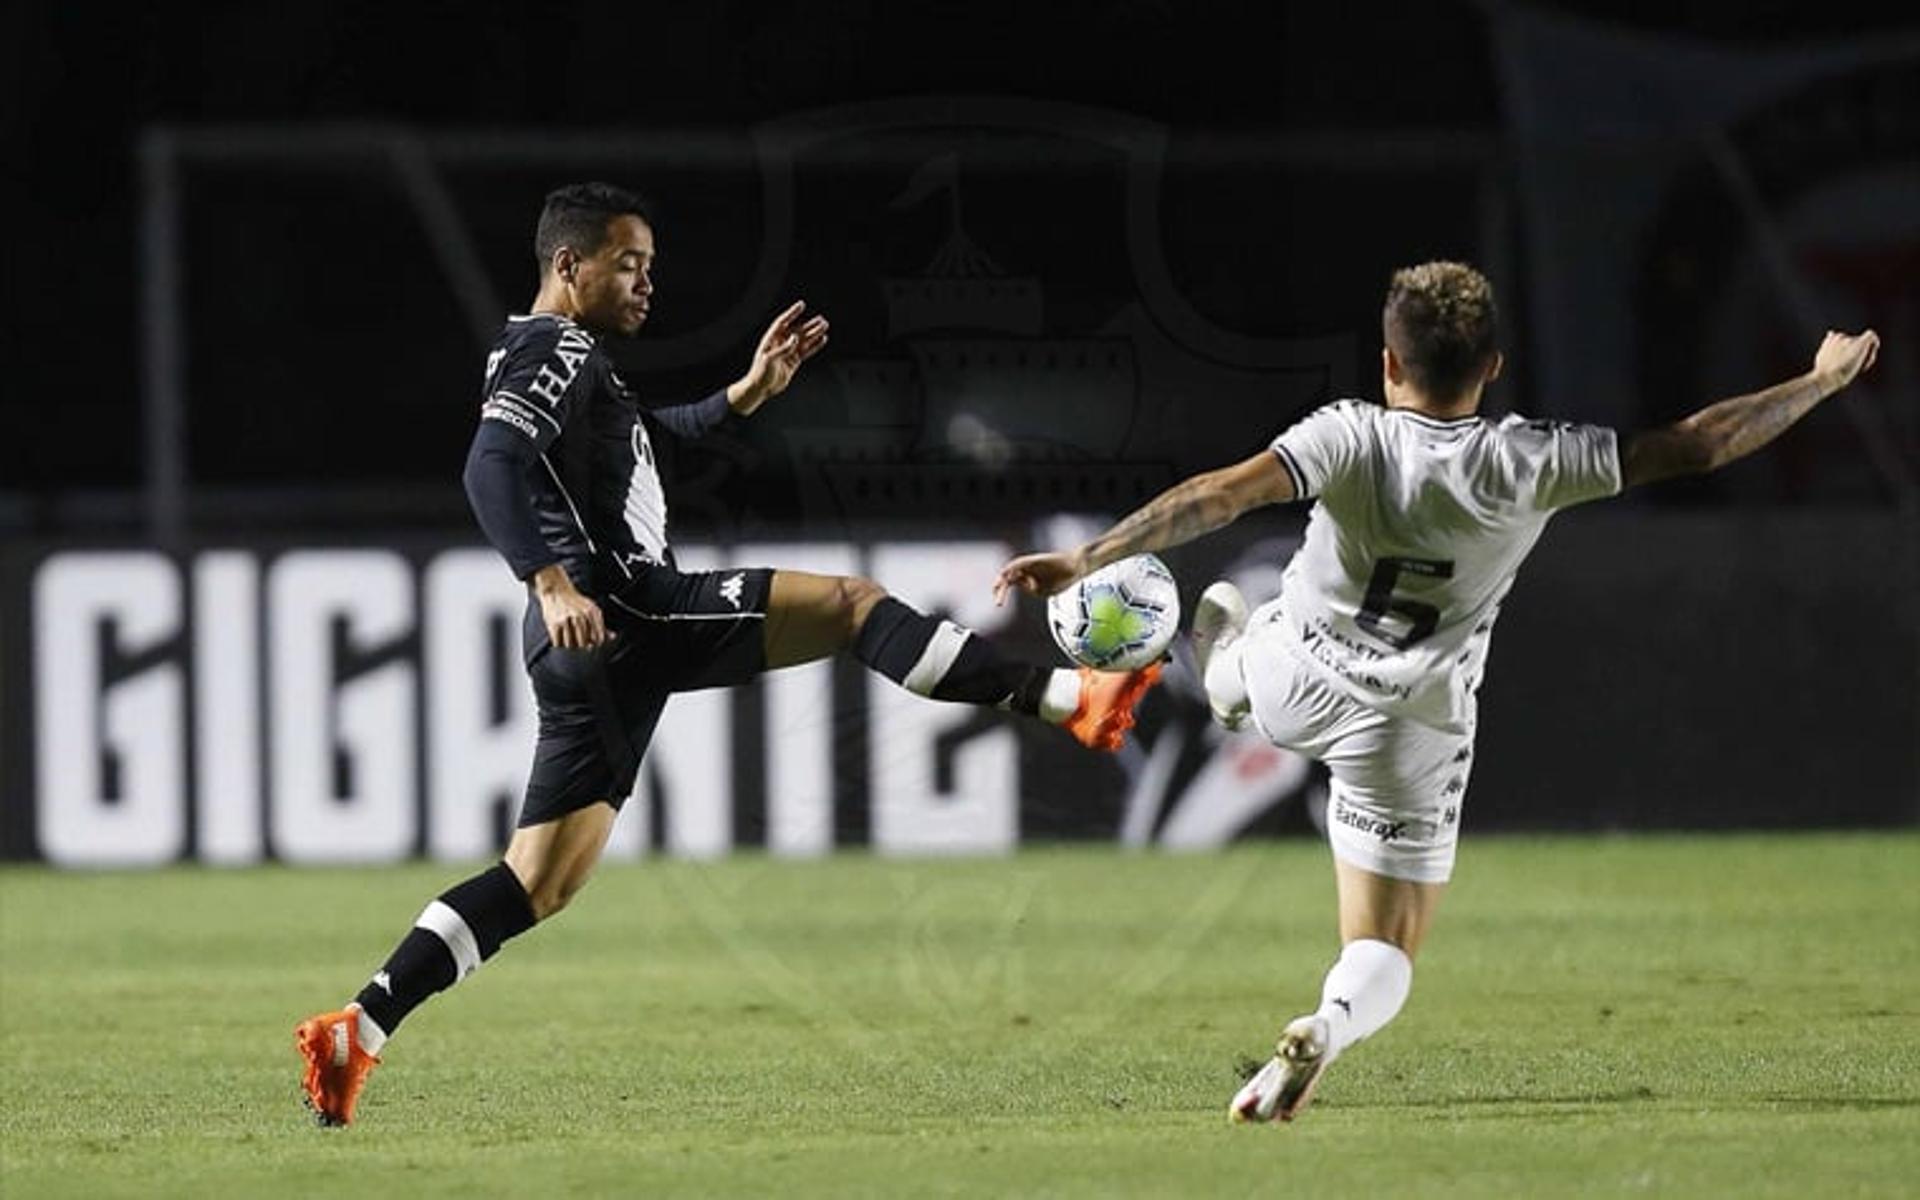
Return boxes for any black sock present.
[852,596,1048,715]
[354,862,537,1040]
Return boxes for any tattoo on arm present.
[1624,370,1836,487]
[1083,472,1239,569]
[1695,371,1831,462]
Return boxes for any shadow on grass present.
[1754,1096,1920,1112]
[1315,1087,1660,1120]
[1340,1091,1920,1119]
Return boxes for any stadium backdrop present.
[5,512,1913,866]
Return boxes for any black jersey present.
[471,313,731,596]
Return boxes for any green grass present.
[3,834,1918,1198]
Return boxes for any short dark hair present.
[1382,261,1499,403]
[534,182,652,270]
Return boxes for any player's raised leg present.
[1230,857,1442,1123]
[763,569,1160,750]
[295,801,616,1126]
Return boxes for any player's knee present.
[837,576,888,639]
[511,860,593,921]
[524,871,588,921]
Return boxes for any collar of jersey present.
[508,312,584,330]
[1387,407,1483,430]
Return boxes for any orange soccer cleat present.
[1064,662,1163,751]
[294,1002,381,1127]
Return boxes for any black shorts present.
[517,565,775,827]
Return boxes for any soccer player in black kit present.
[295,183,1161,1125]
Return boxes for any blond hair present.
[1383,261,1499,403]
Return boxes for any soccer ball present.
[1047,553,1181,671]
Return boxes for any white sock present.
[1313,938,1412,1060]
[353,1005,390,1056]
[1036,669,1082,724]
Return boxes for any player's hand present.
[993,551,1089,606]
[532,565,609,650]
[729,300,831,416]
[1812,329,1879,393]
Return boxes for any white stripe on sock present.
[902,620,972,696]
[1038,669,1083,724]
[355,1006,389,1056]
[416,899,483,980]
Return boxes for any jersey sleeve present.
[462,422,555,580]
[1510,419,1622,510]
[478,325,589,454]
[647,388,734,440]
[1270,402,1368,501]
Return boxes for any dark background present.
[7,0,1916,522]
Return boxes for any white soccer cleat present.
[1228,1015,1331,1124]
[1191,580,1250,728]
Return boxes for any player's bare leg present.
[1333,854,1445,956]
[1232,858,1443,1124]
[762,570,888,668]
[764,569,1159,750]
[503,800,620,920]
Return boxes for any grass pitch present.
[3,833,1917,1198]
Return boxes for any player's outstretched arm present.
[725,300,831,416]
[1619,330,1880,489]
[994,450,1294,602]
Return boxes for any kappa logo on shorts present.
[1331,800,1408,843]
[719,573,746,610]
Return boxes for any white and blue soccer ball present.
[1047,553,1181,671]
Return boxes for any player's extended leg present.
[763,569,1159,750]
[294,801,616,1126]
[1231,859,1443,1124]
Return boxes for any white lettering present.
[605,545,731,860]
[268,551,416,863]
[424,550,535,859]
[34,553,185,866]
[526,329,595,408]
[481,404,540,440]
[194,552,262,864]
[868,543,1017,856]
[605,690,731,861]
[527,364,571,407]
[22,538,1049,867]
[738,543,856,858]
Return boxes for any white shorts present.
[1211,631,1473,884]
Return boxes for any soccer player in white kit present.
[993,262,1881,1123]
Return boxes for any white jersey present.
[1255,399,1620,734]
